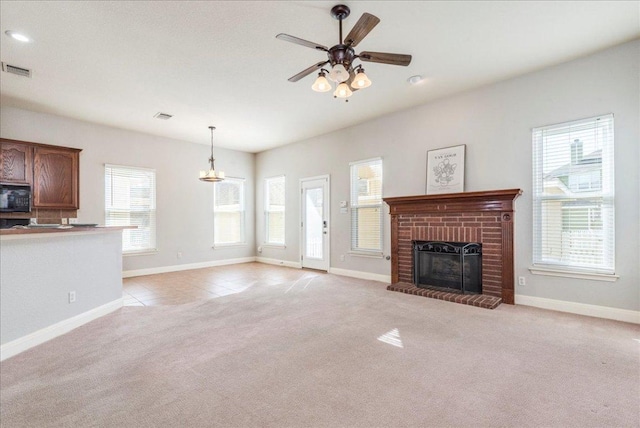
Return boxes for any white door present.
[300,176,330,271]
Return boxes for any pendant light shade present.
[333,82,353,98]
[312,71,332,92]
[328,63,349,83]
[351,67,372,89]
[199,126,225,182]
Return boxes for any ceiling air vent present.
[153,112,173,120]
[1,62,32,78]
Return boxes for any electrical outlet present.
[69,218,79,224]
[518,276,526,286]
[257,246,262,253]
[340,254,345,262]
[177,251,183,259]
[69,291,76,303]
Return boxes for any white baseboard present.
[256,257,301,269]
[1,298,123,361]
[515,295,640,324]
[328,267,391,283]
[123,257,257,278]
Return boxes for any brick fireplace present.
[383,189,522,308]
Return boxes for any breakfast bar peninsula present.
[0,226,129,360]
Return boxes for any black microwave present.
[0,183,31,213]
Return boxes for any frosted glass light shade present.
[199,169,225,182]
[328,64,349,83]
[351,70,371,89]
[333,82,353,98]
[312,73,332,92]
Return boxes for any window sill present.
[529,266,619,282]
[212,243,247,249]
[262,244,286,249]
[123,249,158,257]
[348,251,384,259]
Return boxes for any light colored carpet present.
[1,264,639,427]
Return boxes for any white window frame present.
[104,164,157,255]
[264,175,286,247]
[531,114,616,281]
[213,177,246,247]
[349,157,383,257]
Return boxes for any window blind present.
[214,178,245,245]
[265,176,285,245]
[105,164,157,254]
[532,114,614,274]
[350,158,383,253]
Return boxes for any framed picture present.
[426,144,465,194]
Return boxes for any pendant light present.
[199,126,225,182]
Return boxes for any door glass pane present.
[305,187,323,259]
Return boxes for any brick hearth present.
[387,283,502,309]
[383,189,522,308]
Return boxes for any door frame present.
[299,174,330,271]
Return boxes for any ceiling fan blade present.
[276,33,328,51]
[288,61,330,82]
[344,13,380,47]
[359,51,412,66]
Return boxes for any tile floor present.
[123,262,323,306]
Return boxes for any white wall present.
[0,108,256,271]
[256,40,639,312]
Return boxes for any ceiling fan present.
[276,4,412,100]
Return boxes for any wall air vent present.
[1,62,32,78]
[153,112,173,120]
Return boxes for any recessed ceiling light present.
[5,30,31,43]
[407,75,424,85]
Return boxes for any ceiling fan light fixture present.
[334,82,353,98]
[351,68,371,89]
[312,71,332,92]
[328,63,349,83]
[199,126,225,182]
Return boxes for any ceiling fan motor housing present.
[328,44,356,69]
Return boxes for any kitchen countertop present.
[0,226,134,238]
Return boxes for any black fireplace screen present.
[413,241,482,294]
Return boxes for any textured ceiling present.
[1,1,638,153]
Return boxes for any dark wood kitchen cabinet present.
[1,142,32,184]
[0,138,81,211]
[33,146,80,209]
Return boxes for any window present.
[214,178,245,246]
[532,114,614,274]
[265,175,285,245]
[350,158,383,254]
[105,164,156,254]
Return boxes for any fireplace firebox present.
[413,241,482,294]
